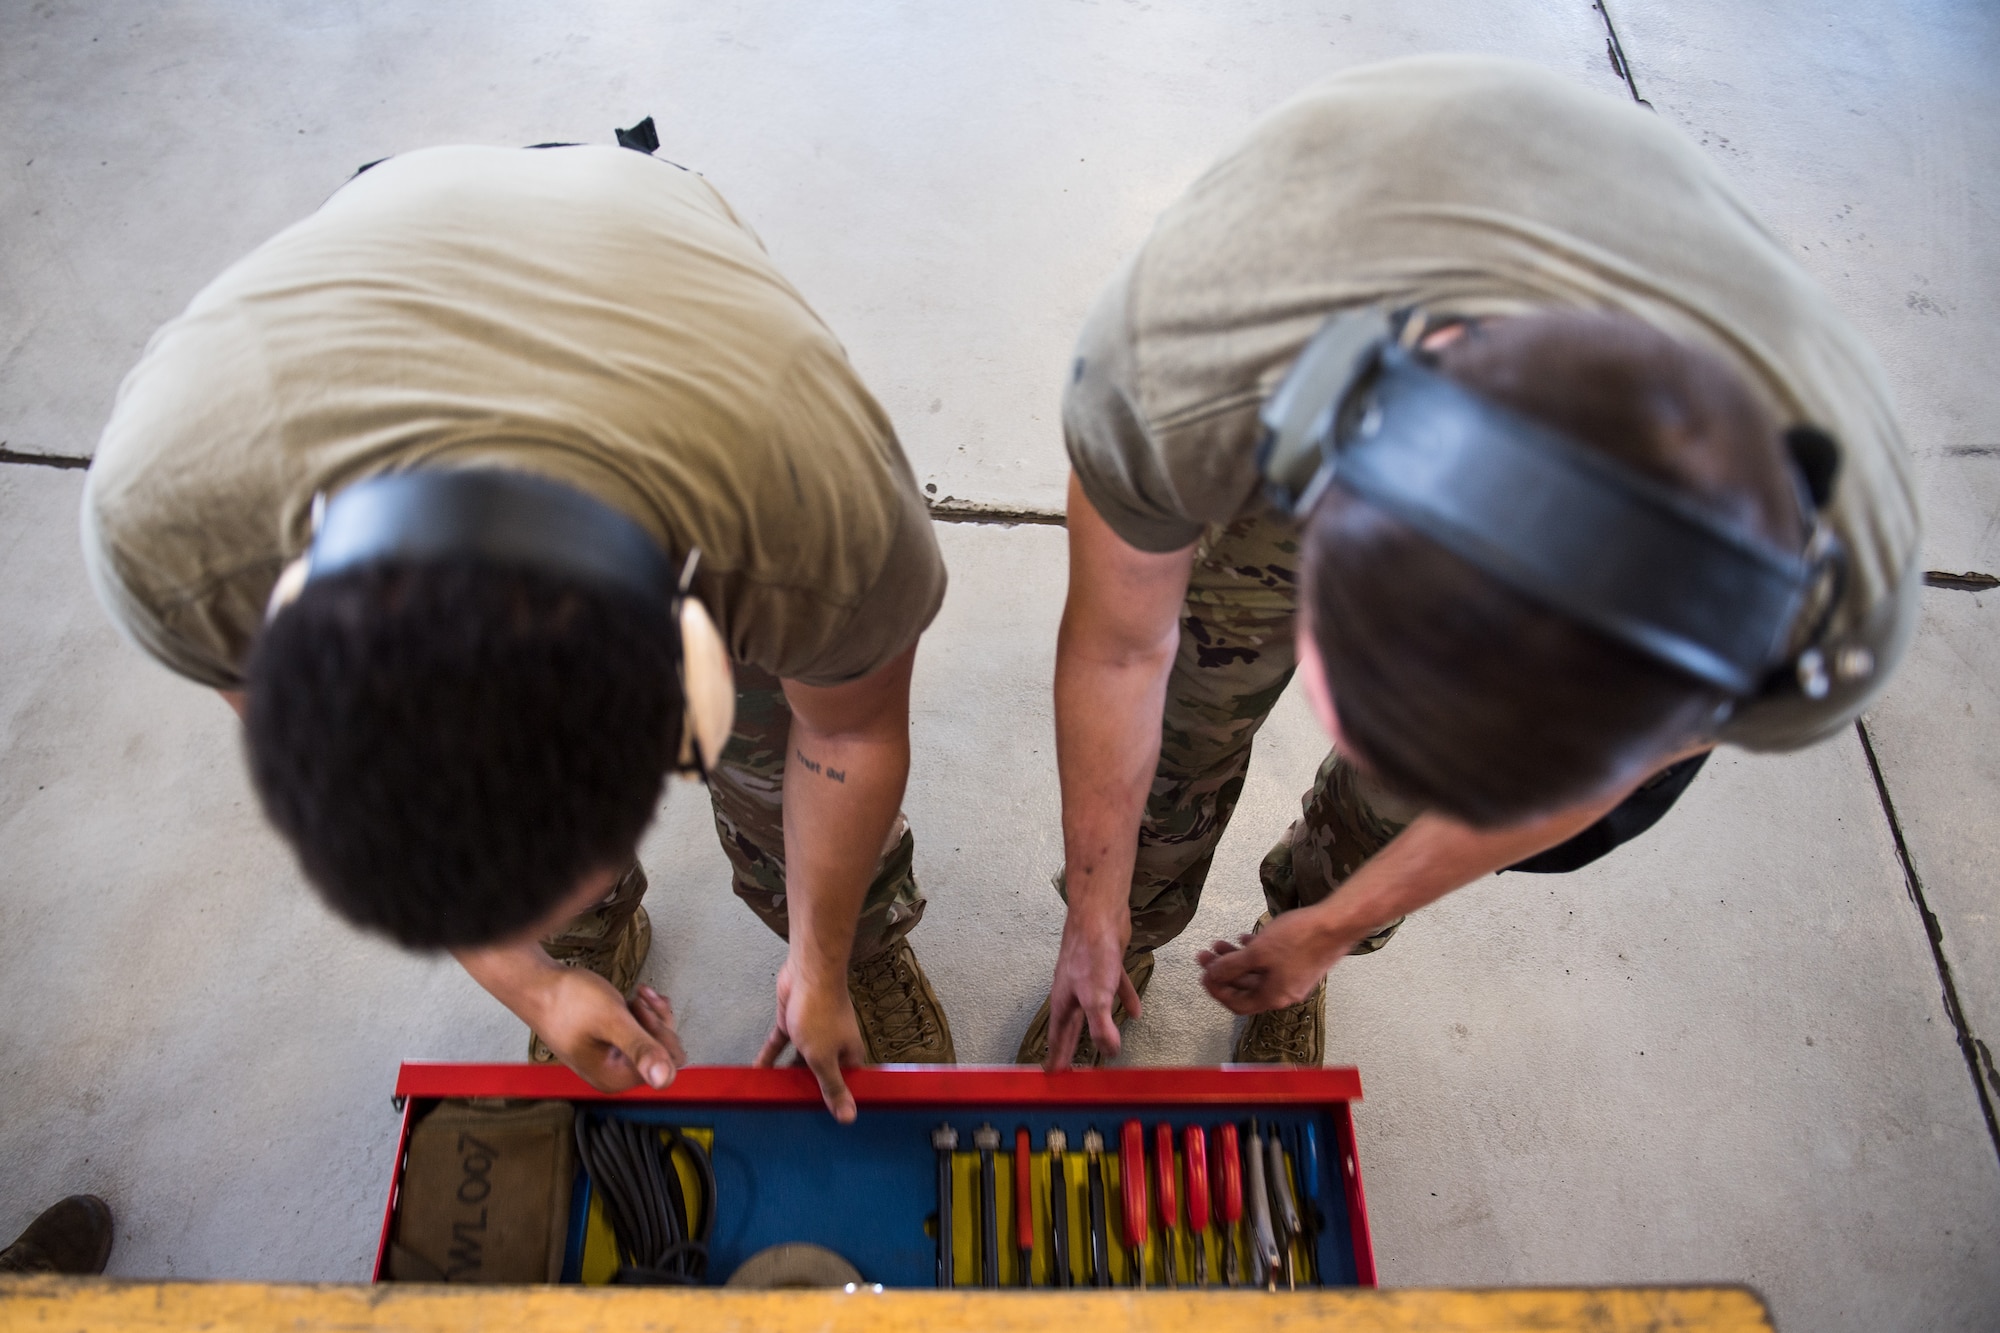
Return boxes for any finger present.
[630,991,688,1067]
[1042,993,1083,1073]
[605,1014,677,1090]
[752,1021,791,1069]
[572,1048,642,1095]
[1084,994,1122,1062]
[1116,970,1143,1022]
[1201,939,1262,985]
[804,1047,858,1124]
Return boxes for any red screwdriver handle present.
[1184,1126,1210,1232]
[1014,1128,1035,1254]
[1154,1124,1178,1231]
[1217,1123,1244,1224]
[1119,1120,1149,1253]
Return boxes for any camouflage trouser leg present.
[706,660,925,964]
[1259,752,1411,954]
[1052,512,1301,950]
[1059,509,1412,952]
[543,862,649,964]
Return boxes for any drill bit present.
[1215,1123,1243,1287]
[1153,1123,1180,1289]
[1013,1127,1034,1287]
[974,1123,1001,1288]
[1119,1120,1148,1288]
[1184,1125,1211,1287]
[932,1123,958,1289]
[1047,1128,1072,1288]
[1084,1127,1111,1288]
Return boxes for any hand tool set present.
[379,1063,1373,1290]
[923,1112,1338,1289]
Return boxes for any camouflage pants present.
[546,660,924,967]
[1059,509,1409,954]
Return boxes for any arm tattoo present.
[794,747,847,783]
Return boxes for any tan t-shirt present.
[1064,54,1921,751]
[84,144,944,689]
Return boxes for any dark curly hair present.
[1304,310,1804,828]
[246,559,681,948]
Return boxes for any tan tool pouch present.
[387,1098,576,1283]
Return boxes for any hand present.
[1043,910,1141,1071]
[1198,909,1350,1015]
[754,958,866,1123]
[533,971,686,1092]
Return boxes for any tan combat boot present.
[528,906,653,1064]
[1231,974,1326,1066]
[847,937,956,1063]
[1014,950,1155,1067]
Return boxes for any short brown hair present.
[1303,310,1803,827]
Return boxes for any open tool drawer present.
[376,1062,1374,1290]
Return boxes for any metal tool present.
[1296,1124,1324,1286]
[1153,1123,1180,1289]
[1014,1128,1034,1287]
[1215,1123,1243,1287]
[1047,1128,1072,1289]
[1084,1127,1111,1287]
[974,1123,1000,1288]
[1267,1125,1301,1290]
[932,1123,958,1289]
[1184,1125,1210,1287]
[1119,1120,1148,1288]
[1245,1118,1280,1292]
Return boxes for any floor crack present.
[1924,570,1999,592]
[1592,2,1653,108]
[925,497,1065,527]
[0,445,92,471]
[1856,718,2000,1166]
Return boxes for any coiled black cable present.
[574,1113,716,1284]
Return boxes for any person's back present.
[84,134,956,1113]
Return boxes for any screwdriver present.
[932,1123,958,1288]
[1154,1123,1180,1289]
[1184,1125,1211,1286]
[974,1124,1001,1288]
[1245,1118,1280,1292]
[1084,1127,1111,1287]
[1014,1128,1034,1287]
[1215,1122,1243,1287]
[1119,1120,1148,1288]
[1297,1124,1323,1286]
[1047,1128,1072,1288]
[1267,1126,1301,1290]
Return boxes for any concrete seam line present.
[1592,1,1653,108]
[0,445,91,471]
[1922,570,1999,592]
[1855,718,2000,1166]
[925,499,1066,527]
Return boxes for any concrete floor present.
[1,2,1995,1328]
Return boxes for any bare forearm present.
[782,714,910,989]
[1304,790,1633,947]
[1053,611,1176,934]
[451,939,562,1028]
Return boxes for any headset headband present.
[1257,309,1851,701]
[274,468,734,777]
[309,469,676,603]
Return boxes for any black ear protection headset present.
[1256,307,1870,718]
[264,468,735,778]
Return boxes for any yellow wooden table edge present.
[0,1276,1773,1332]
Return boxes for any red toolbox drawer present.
[377,1062,1374,1289]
